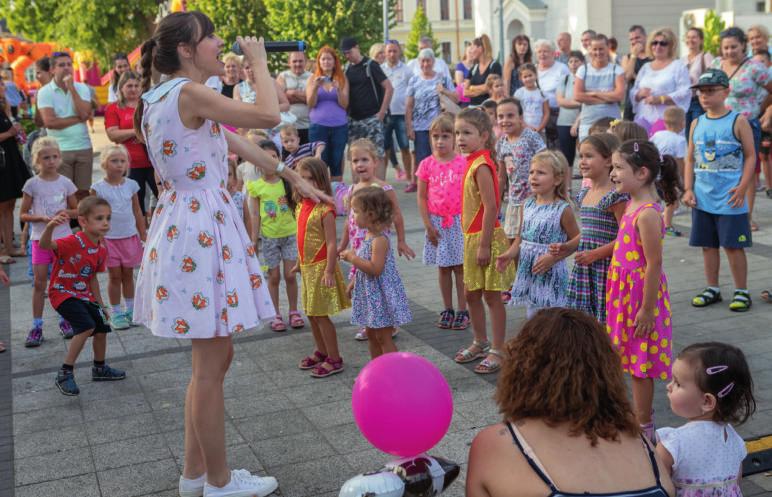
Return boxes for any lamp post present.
[383,0,389,41]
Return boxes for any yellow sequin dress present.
[296,199,350,316]
[462,150,515,292]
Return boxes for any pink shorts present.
[31,240,55,265]
[105,235,143,268]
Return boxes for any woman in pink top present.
[416,114,469,330]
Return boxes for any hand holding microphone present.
[232,38,306,56]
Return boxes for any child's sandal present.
[474,349,503,374]
[288,311,305,329]
[691,288,722,307]
[760,289,772,303]
[454,340,490,364]
[299,351,327,370]
[270,316,287,332]
[728,290,751,312]
[310,357,344,378]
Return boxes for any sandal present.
[691,288,722,307]
[354,328,368,341]
[475,349,504,374]
[762,289,772,303]
[751,221,760,232]
[0,341,5,353]
[455,340,490,364]
[270,315,287,332]
[501,291,511,304]
[729,289,752,312]
[299,350,327,370]
[288,311,305,329]
[0,255,15,264]
[310,357,344,378]
[437,309,454,329]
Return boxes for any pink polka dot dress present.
[605,202,672,380]
[134,78,274,339]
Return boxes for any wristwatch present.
[275,161,286,174]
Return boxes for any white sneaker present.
[179,473,206,497]
[204,469,278,497]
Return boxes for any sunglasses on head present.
[651,40,669,47]
[52,51,71,58]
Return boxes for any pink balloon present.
[351,352,453,457]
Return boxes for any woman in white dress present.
[630,28,691,136]
[133,11,323,497]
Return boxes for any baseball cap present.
[340,37,358,52]
[691,68,730,89]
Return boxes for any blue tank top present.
[506,422,670,497]
[691,110,746,215]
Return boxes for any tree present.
[263,0,396,60]
[0,0,62,42]
[188,0,269,49]
[404,4,439,61]
[702,10,726,56]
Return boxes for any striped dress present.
[566,188,627,323]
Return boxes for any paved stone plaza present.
[1,122,771,496]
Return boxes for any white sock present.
[124,298,134,312]
[111,304,121,314]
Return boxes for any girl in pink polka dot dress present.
[606,140,683,442]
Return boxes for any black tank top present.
[506,422,670,497]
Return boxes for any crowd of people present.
[0,9,767,497]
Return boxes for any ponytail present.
[133,38,156,138]
[656,154,684,205]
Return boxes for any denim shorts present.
[384,114,409,150]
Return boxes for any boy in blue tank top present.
[683,69,756,312]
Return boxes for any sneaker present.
[203,469,278,497]
[25,326,43,347]
[404,182,417,193]
[451,310,470,330]
[111,312,131,330]
[92,364,127,381]
[179,473,207,497]
[55,369,80,396]
[354,328,368,341]
[59,319,75,339]
[437,309,455,329]
[125,309,138,327]
[664,226,682,237]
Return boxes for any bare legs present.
[438,265,467,311]
[308,316,339,361]
[702,247,748,289]
[367,326,397,358]
[631,376,654,425]
[107,266,134,308]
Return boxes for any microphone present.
[231,41,306,56]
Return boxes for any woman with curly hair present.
[466,308,675,497]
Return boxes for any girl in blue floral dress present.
[497,150,580,319]
[340,186,411,359]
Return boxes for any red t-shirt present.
[48,232,107,309]
[104,102,151,169]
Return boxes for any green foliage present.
[702,10,726,57]
[264,0,396,60]
[404,5,439,61]
[0,0,61,42]
[188,0,269,49]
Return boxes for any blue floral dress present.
[510,198,569,308]
[350,235,412,329]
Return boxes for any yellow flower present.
[617,314,624,323]
[664,317,671,327]
[613,336,620,345]
[664,357,671,366]
[640,343,647,352]
[664,299,671,311]
[660,372,668,380]
[659,353,667,362]
[623,234,631,244]
[649,345,659,354]
[612,271,619,281]
[613,299,620,308]
[626,319,634,327]
[654,308,660,317]
[631,355,638,364]
[622,356,629,365]
[640,364,648,373]
[661,338,668,347]
[651,331,659,341]
[606,325,612,334]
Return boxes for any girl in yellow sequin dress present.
[293,158,350,378]
[454,108,515,374]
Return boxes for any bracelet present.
[275,161,286,174]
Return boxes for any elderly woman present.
[630,28,691,136]
[534,39,570,148]
[503,35,532,96]
[574,34,626,141]
[681,27,714,131]
[711,26,772,231]
[464,35,502,106]
[406,48,458,192]
[747,25,771,58]
[466,308,675,497]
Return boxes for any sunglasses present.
[651,40,669,47]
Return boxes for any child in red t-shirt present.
[40,197,126,396]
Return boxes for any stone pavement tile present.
[14,446,94,486]
[233,409,315,443]
[137,369,195,392]
[14,424,88,459]
[13,373,63,396]
[12,350,66,375]
[13,386,74,414]
[284,377,351,408]
[77,374,144,402]
[225,390,295,419]
[164,419,244,458]
[97,458,179,497]
[223,370,282,399]
[85,411,162,445]
[302,399,354,429]
[145,384,188,411]
[267,457,355,497]
[432,429,479,464]
[130,351,191,375]
[138,491,179,497]
[82,393,151,422]
[320,423,372,455]
[13,403,83,435]
[342,448,390,475]
[14,473,101,497]
[454,400,502,429]
[743,472,772,493]
[252,431,336,468]
[92,433,172,472]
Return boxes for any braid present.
[133,38,156,137]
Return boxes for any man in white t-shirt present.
[381,41,413,185]
[37,52,93,200]
[407,36,450,80]
[276,52,312,144]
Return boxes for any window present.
[440,0,449,20]
[441,42,452,63]
[395,0,403,22]
[463,0,472,20]
[756,1,766,11]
